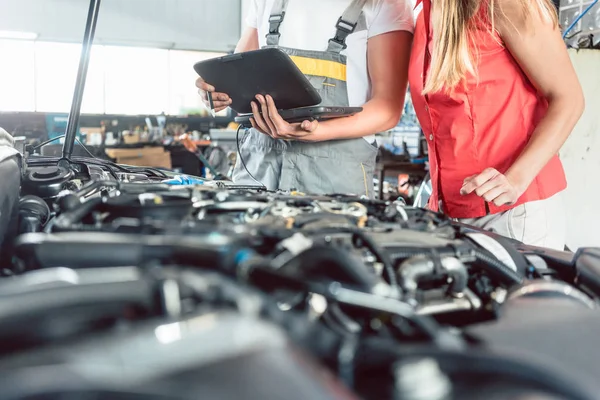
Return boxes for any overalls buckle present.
[268,12,286,36]
[329,17,357,51]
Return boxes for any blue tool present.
[162,175,206,186]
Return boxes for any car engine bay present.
[0,149,599,400]
[0,0,597,398]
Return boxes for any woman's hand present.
[250,95,320,141]
[460,168,526,207]
[195,77,232,112]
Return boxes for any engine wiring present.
[31,134,98,158]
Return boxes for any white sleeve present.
[367,0,416,39]
[245,0,259,28]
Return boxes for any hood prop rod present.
[60,0,102,165]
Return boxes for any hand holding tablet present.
[195,77,231,115]
[193,48,362,127]
[249,94,320,141]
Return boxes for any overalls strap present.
[265,0,367,52]
[266,0,289,46]
[327,0,368,53]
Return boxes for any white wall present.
[0,0,241,52]
[561,49,600,250]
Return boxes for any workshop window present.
[0,39,224,116]
[0,39,35,112]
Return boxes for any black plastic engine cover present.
[467,296,600,397]
[0,311,358,400]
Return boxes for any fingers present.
[492,193,515,207]
[250,101,270,135]
[480,185,506,203]
[195,77,214,92]
[199,91,231,110]
[460,168,499,195]
[250,95,317,140]
[459,167,519,207]
[300,119,319,132]
[195,77,231,111]
[265,95,287,132]
[211,92,233,111]
[474,175,503,198]
[256,95,278,136]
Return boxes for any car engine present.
[0,150,599,400]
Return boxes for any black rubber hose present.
[52,197,103,231]
[472,249,523,286]
[351,231,400,294]
[277,246,386,295]
[18,196,51,234]
[305,227,399,294]
[245,264,446,345]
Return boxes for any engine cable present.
[236,125,267,189]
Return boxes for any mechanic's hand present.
[250,95,319,141]
[460,168,523,207]
[195,77,232,112]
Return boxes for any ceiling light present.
[0,30,38,40]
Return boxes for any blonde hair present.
[423,0,559,95]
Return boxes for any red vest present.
[409,0,566,219]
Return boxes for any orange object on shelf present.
[398,174,410,196]
[178,134,197,153]
[178,134,211,153]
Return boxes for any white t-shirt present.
[245,0,415,142]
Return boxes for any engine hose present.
[472,249,523,286]
[52,197,103,231]
[245,264,450,346]
[304,227,399,295]
[389,247,523,287]
[351,231,400,295]
[278,246,389,296]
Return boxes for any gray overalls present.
[232,0,378,198]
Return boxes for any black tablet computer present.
[194,48,322,115]
[234,106,363,127]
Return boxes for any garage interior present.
[1,0,600,398]
[0,0,598,249]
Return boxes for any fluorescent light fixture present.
[0,30,38,40]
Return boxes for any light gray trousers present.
[458,192,567,251]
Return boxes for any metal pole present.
[61,0,102,161]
